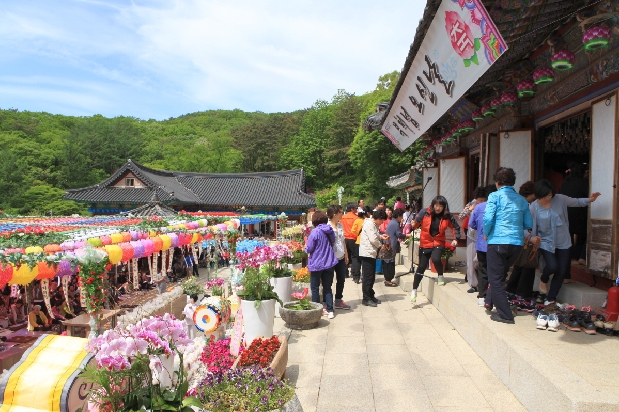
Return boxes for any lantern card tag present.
[41,279,55,319]
[62,276,74,315]
[230,305,243,357]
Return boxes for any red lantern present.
[551,50,575,71]
[119,242,134,262]
[0,264,13,288]
[583,26,611,51]
[472,109,484,121]
[490,98,502,110]
[533,67,554,84]
[517,79,536,98]
[500,91,518,106]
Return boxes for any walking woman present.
[384,208,411,287]
[359,209,389,307]
[459,187,487,293]
[410,196,460,303]
[530,179,600,308]
[305,211,338,319]
[353,206,372,284]
[327,205,351,310]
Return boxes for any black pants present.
[487,244,522,321]
[383,260,395,282]
[506,266,535,299]
[192,264,199,276]
[346,240,360,278]
[361,256,377,302]
[539,248,571,302]
[413,247,444,290]
[333,258,347,301]
[476,251,489,298]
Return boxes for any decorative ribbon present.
[41,279,54,319]
[132,258,139,290]
[161,249,168,275]
[10,284,19,298]
[192,245,199,266]
[166,248,173,272]
[61,276,74,315]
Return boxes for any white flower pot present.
[153,353,175,389]
[291,263,302,271]
[269,276,292,317]
[241,299,275,345]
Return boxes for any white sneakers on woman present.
[410,289,417,303]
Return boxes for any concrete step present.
[394,264,619,412]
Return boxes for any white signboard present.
[381,0,507,151]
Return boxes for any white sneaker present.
[410,289,417,303]
[547,314,559,332]
[478,298,485,307]
[536,313,548,330]
[437,276,445,286]
[328,311,335,319]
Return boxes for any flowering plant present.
[238,335,281,368]
[75,244,109,315]
[292,267,310,283]
[78,314,201,412]
[236,267,283,308]
[181,276,205,296]
[200,337,239,373]
[288,288,312,310]
[235,244,292,271]
[192,366,294,412]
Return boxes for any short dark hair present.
[358,199,364,204]
[363,206,372,216]
[494,167,516,186]
[326,204,342,219]
[533,179,555,199]
[485,184,498,197]
[473,186,486,199]
[190,294,199,302]
[392,208,405,219]
[396,197,402,201]
[346,202,356,212]
[312,211,329,226]
[372,209,387,220]
[518,181,535,197]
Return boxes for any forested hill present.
[0,71,422,216]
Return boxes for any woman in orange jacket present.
[410,196,460,302]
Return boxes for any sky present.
[0,0,424,120]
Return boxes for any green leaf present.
[463,59,471,68]
[182,397,204,407]
[470,52,479,65]
[474,37,481,51]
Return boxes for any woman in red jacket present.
[410,196,460,302]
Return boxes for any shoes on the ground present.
[376,272,383,275]
[517,300,536,313]
[510,304,518,318]
[352,277,360,284]
[478,297,485,307]
[455,260,466,267]
[547,314,560,332]
[484,303,494,313]
[536,313,549,330]
[490,314,515,324]
[578,314,596,335]
[371,297,381,304]
[437,276,445,286]
[384,281,398,287]
[563,314,581,332]
[410,289,417,303]
[328,311,335,319]
[536,295,546,304]
[322,309,329,317]
[334,300,351,310]
[539,281,549,294]
[467,287,478,293]
[362,299,377,307]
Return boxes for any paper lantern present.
[10,264,39,285]
[104,245,123,264]
[460,119,475,133]
[160,234,172,250]
[500,91,518,106]
[88,237,103,247]
[110,233,124,244]
[472,109,484,121]
[140,231,149,240]
[130,230,139,241]
[198,219,207,227]
[0,264,13,287]
[551,50,575,71]
[100,235,112,246]
[4,248,25,254]
[191,233,199,244]
[121,232,131,243]
[449,127,461,138]
[131,241,145,259]
[36,261,56,280]
[152,237,163,253]
[25,246,43,254]
[43,244,62,254]
[119,242,134,262]
[533,67,554,84]
[60,241,75,251]
[490,98,502,110]
[482,104,494,117]
[583,26,611,51]
[56,260,75,277]
[517,79,536,98]
[142,239,155,257]
[196,233,203,242]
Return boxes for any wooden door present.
[499,130,533,189]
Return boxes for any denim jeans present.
[375,259,383,273]
[539,248,571,302]
[310,269,334,312]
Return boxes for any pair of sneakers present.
[536,313,559,332]
[322,308,335,319]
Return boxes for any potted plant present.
[182,276,205,302]
[292,267,320,301]
[279,288,323,330]
[233,335,288,379]
[236,267,283,345]
[265,264,293,318]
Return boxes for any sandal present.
[384,281,398,287]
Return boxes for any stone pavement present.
[281,274,527,412]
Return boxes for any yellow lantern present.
[104,245,123,265]
[25,246,44,254]
[110,233,124,244]
[10,264,39,285]
[160,234,172,250]
[191,233,199,244]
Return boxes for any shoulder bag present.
[514,234,539,268]
[377,240,396,260]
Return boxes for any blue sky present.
[0,1,424,120]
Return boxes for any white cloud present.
[0,0,424,118]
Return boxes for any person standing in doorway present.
[483,167,532,324]
[359,209,389,307]
[328,205,351,310]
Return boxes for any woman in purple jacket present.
[305,211,338,319]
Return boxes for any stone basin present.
[279,301,323,330]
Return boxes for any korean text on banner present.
[381,0,507,151]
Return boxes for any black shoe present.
[467,287,478,293]
[371,297,381,304]
[353,277,360,284]
[362,300,377,307]
[490,314,515,324]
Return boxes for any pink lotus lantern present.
[450,126,461,138]
[131,241,145,258]
[168,233,179,247]
[130,230,139,241]
[56,260,75,277]
[74,241,86,249]
[490,98,502,110]
[482,104,494,117]
[60,240,75,251]
[583,26,611,51]
[517,79,536,98]
[500,91,518,106]
[119,242,134,262]
[100,235,112,246]
[472,109,484,121]
[460,119,476,133]
[142,239,154,257]
[551,50,575,71]
[533,67,554,84]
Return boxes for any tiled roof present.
[64,160,316,208]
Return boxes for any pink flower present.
[292,288,308,300]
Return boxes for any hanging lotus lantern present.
[36,261,56,280]
[110,233,123,244]
[104,244,123,265]
[472,109,484,121]
[551,50,575,71]
[533,67,554,84]
[56,260,76,277]
[119,242,134,262]
[0,264,13,288]
[583,26,611,51]
[449,127,461,138]
[490,98,502,110]
[517,79,536,98]
[100,235,112,246]
[460,120,476,133]
[160,234,172,250]
[10,264,38,286]
[130,240,145,259]
[152,236,163,253]
[500,91,518,106]
[482,103,494,117]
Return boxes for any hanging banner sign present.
[381,0,507,151]
[41,279,54,319]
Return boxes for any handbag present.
[377,241,396,260]
[514,235,540,268]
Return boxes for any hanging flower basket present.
[481,104,494,117]
[500,91,518,106]
[583,26,611,51]
[517,79,536,98]
[471,109,484,121]
[551,49,575,71]
[533,67,554,84]
[490,98,502,110]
